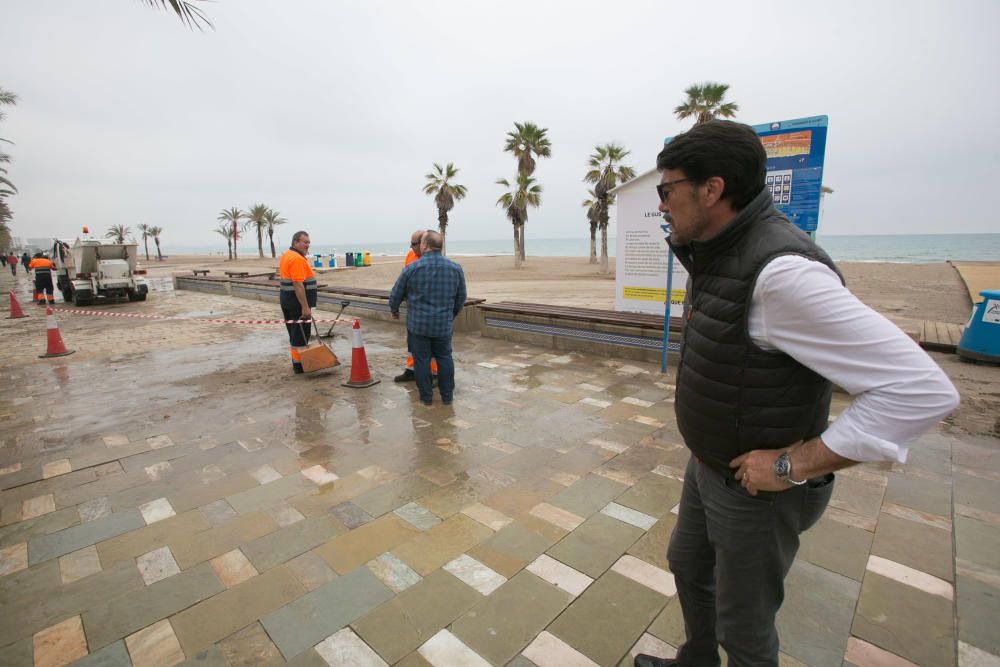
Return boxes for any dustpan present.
[299,320,340,373]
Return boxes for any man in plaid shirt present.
[389,230,467,405]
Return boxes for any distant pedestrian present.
[389,230,466,406]
[20,252,30,272]
[7,253,17,276]
[278,231,317,374]
[0,253,6,268]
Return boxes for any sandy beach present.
[143,252,976,326]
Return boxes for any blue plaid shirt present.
[389,251,467,337]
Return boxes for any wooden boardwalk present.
[950,261,1000,303]
[919,319,966,352]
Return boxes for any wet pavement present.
[1,271,998,667]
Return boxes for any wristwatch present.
[773,452,806,486]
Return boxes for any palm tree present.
[582,190,601,264]
[263,208,287,258]
[496,174,542,270]
[245,204,269,259]
[214,223,234,260]
[105,224,132,244]
[584,144,636,274]
[141,0,213,30]
[1,88,18,226]
[422,163,467,255]
[504,122,551,261]
[217,207,244,261]
[136,224,152,261]
[148,226,164,260]
[674,82,739,125]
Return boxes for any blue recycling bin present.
[312,254,322,268]
[957,289,1000,364]
[345,252,354,267]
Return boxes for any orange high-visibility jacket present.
[28,258,54,272]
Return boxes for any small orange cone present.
[342,319,379,388]
[7,290,28,319]
[39,300,75,358]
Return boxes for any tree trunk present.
[518,224,525,261]
[438,209,448,256]
[589,225,597,264]
[513,225,522,269]
[227,238,233,260]
[257,227,264,259]
[232,223,239,260]
[268,230,276,258]
[155,238,162,261]
[599,223,609,274]
[143,239,150,261]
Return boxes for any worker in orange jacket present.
[395,229,438,382]
[28,253,56,305]
[278,231,319,374]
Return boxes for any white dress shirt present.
[748,255,960,463]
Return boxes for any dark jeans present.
[408,331,455,402]
[667,455,834,667]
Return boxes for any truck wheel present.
[61,287,73,303]
[72,290,93,307]
[128,290,147,302]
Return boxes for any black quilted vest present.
[669,189,843,474]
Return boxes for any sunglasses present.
[656,178,690,203]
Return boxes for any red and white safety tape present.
[48,307,352,326]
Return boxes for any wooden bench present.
[224,271,250,278]
[479,301,683,363]
[192,269,210,276]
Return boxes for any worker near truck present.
[279,231,318,374]
[29,253,56,305]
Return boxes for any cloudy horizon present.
[3,0,997,251]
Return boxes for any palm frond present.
[138,0,213,31]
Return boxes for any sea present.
[171,233,1000,264]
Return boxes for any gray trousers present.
[667,456,835,666]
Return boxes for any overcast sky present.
[3,0,998,250]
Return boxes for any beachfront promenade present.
[1,273,997,667]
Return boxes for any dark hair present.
[656,120,766,210]
[291,231,309,244]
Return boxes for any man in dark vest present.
[634,121,959,667]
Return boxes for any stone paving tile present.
[610,555,675,597]
[315,627,388,666]
[198,499,238,526]
[883,471,952,518]
[775,559,859,666]
[262,565,393,660]
[96,510,210,567]
[125,618,185,667]
[626,513,675,571]
[827,473,886,521]
[612,472,682,519]
[28,509,145,565]
[329,501,374,529]
[872,512,953,582]
[225,473,314,514]
[170,473,259,515]
[547,474,629,519]
[601,502,657,530]
[210,548,258,588]
[219,622,284,666]
[954,470,1000,517]
[171,565,306,656]
[59,544,102,584]
[466,515,566,579]
[955,575,1000,656]
[82,561,224,651]
[0,507,80,552]
[22,493,56,520]
[32,615,88,667]
[286,550,339,592]
[525,554,594,597]
[366,551,422,593]
[853,571,955,666]
[959,641,1000,667]
[0,540,28,576]
[956,514,1000,571]
[417,629,491,667]
[352,569,481,664]
[482,477,565,521]
[797,516,873,582]
[842,636,919,667]
[138,497,176,524]
[393,501,442,531]
[352,474,440,518]
[529,502,585,532]
[241,514,341,572]
[392,513,494,576]
[443,553,507,595]
[41,459,73,480]
[548,570,668,666]
[265,500,306,527]
[546,512,645,579]
[0,557,59,606]
[77,497,112,523]
[522,630,598,666]
[449,571,573,665]
[315,514,420,575]
[170,510,279,569]
[70,639,131,667]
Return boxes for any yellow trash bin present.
[363,251,372,267]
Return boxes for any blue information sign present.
[751,115,828,233]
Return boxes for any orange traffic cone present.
[39,301,75,358]
[7,290,28,319]
[342,319,379,388]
